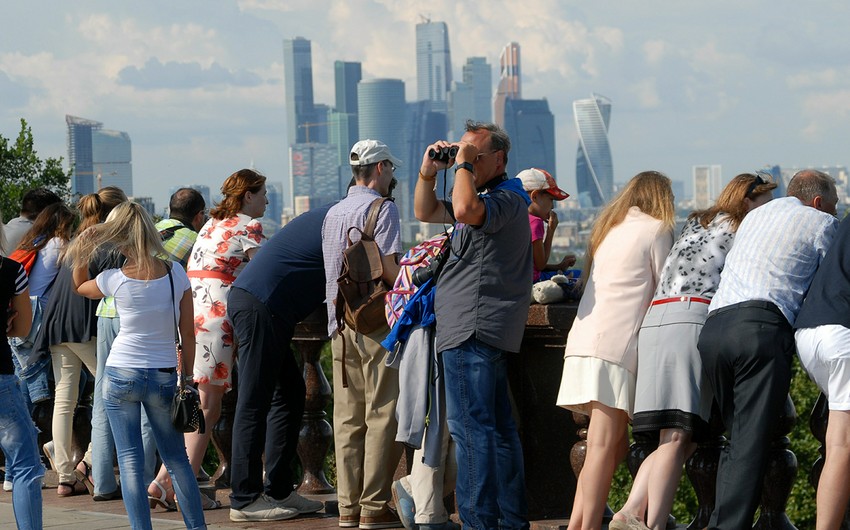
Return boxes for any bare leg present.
[612,450,654,524]
[645,428,695,530]
[817,410,850,530]
[567,479,584,530]
[572,402,630,530]
[148,383,224,498]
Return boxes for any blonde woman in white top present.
[557,171,675,530]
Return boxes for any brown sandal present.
[73,461,95,496]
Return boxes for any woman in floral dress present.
[148,169,267,510]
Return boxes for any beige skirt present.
[556,356,636,418]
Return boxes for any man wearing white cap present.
[323,139,404,529]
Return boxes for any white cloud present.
[786,69,841,90]
[643,39,667,67]
[632,78,660,108]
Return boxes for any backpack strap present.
[362,197,391,240]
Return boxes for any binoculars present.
[428,146,458,163]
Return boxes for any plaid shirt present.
[155,218,198,270]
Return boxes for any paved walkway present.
[0,478,341,530]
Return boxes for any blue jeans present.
[442,338,528,530]
[0,375,44,530]
[103,366,206,530]
[96,317,158,490]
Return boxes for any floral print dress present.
[187,213,264,389]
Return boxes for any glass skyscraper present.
[416,20,452,112]
[502,98,555,179]
[283,37,316,145]
[494,42,521,127]
[66,115,132,196]
[462,57,492,124]
[573,94,613,207]
[330,60,362,166]
[289,143,342,216]
[357,78,407,213]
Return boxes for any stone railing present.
[16,302,838,528]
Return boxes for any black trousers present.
[697,301,794,530]
[227,287,306,509]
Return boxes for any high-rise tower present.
[494,42,521,127]
[573,94,613,207]
[283,37,317,145]
[502,98,555,178]
[416,20,452,112]
[66,115,133,196]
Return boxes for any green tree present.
[0,118,72,222]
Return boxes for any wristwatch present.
[455,161,474,174]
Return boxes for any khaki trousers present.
[51,340,96,483]
[332,326,402,517]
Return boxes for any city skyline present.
[2,2,849,212]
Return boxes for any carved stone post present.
[569,411,613,524]
[294,310,334,494]
[753,394,799,530]
[685,411,727,530]
[211,364,237,488]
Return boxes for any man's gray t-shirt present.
[435,187,532,354]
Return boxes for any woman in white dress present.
[556,171,675,530]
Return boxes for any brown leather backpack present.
[335,197,392,335]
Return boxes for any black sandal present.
[57,480,87,497]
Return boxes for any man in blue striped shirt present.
[698,169,839,529]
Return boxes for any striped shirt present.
[156,218,198,270]
[709,196,838,325]
[322,186,401,337]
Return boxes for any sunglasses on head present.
[746,173,768,198]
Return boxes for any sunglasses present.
[746,174,768,198]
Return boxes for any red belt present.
[651,296,711,306]
[187,270,236,284]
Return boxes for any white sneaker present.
[230,494,299,522]
[3,480,11,492]
[273,491,323,514]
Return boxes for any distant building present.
[403,101,448,231]
[448,57,492,139]
[573,94,613,207]
[283,37,317,145]
[357,78,407,214]
[266,181,284,226]
[494,42,521,127]
[416,20,452,113]
[692,165,722,209]
[761,165,785,198]
[289,143,341,216]
[463,57,492,124]
[66,115,133,196]
[329,60,362,167]
[502,98,556,179]
[334,61,361,114]
[131,196,156,217]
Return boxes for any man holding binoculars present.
[413,120,532,530]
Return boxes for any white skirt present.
[556,356,636,418]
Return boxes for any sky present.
[2,0,849,212]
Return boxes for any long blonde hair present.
[65,202,166,279]
[584,170,675,279]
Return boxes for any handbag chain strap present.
[164,262,185,392]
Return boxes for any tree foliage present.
[0,118,72,222]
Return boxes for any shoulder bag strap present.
[363,197,390,240]
[165,262,185,392]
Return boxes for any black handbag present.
[165,263,206,434]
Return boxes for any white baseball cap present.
[349,139,403,168]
